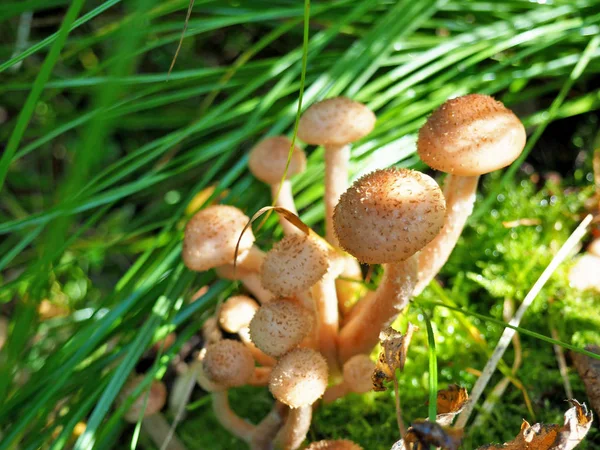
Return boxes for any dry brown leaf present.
[372,322,418,391]
[571,345,600,416]
[436,384,469,426]
[395,420,463,450]
[477,399,593,450]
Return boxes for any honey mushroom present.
[322,354,375,402]
[119,375,187,450]
[305,440,364,450]
[260,233,341,373]
[414,94,526,295]
[248,136,307,236]
[334,168,446,361]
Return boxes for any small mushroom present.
[298,97,376,247]
[120,375,187,450]
[182,205,264,272]
[323,354,375,402]
[414,94,526,295]
[334,168,446,361]
[249,299,314,358]
[248,136,307,236]
[269,348,329,450]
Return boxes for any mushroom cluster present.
[176,94,526,449]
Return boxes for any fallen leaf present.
[399,420,463,450]
[436,384,469,426]
[476,399,593,450]
[571,345,600,416]
[372,323,418,392]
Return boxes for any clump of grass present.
[1,1,600,449]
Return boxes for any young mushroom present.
[269,348,329,450]
[248,136,307,236]
[120,375,187,450]
[249,298,314,358]
[260,233,340,372]
[297,97,376,247]
[182,205,264,273]
[334,168,446,361]
[414,94,526,295]
[323,354,375,402]
[219,295,276,366]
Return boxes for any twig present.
[456,214,593,428]
[551,327,573,399]
[393,376,407,437]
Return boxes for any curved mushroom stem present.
[239,246,266,272]
[322,381,350,403]
[212,390,255,443]
[336,255,365,318]
[311,273,340,376]
[140,414,188,450]
[273,406,312,450]
[272,181,302,236]
[250,402,288,450]
[338,257,418,362]
[413,175,478,296]
[215,266,273,304]
[324,144,350,247]
[248,367,272,386]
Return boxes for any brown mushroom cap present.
[202,339,255,387]
[306,440,364,450]
[298,97,376,146]
[219,295,259,333]
[182,205,255,272]
[261,234,329,296]
[248,136,307,185]
[343,354,375,394]
[333,168,446,264]
[120,375,167,422]
[417,94,526,176]
[269,348,328,408]
[249,299,314,357]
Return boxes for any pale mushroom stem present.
[336,255,365,319]
[413,175,479,296]
[273,406,312,450]
[338,257,418,362]
[271,181,302,236]
[212,391,255,443]
[311,274,340,375]
[141,414,188,450]
[238,246,266,272]
[248,367,272,386]
[324,144,350,247]
[322,381,350,403]
[250,402,287,450]
[216,266,273,304]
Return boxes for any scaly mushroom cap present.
[333,168,446,264]
[417,94,526,176]
[298,97,376,146]
[343,354,375,394]
[120,375,167,422]
[202,339,255,387]
[261,234,329,296]
[249,299,314,357]
[306,440,364,450]
[269,348,328,408]
[219,295,259,333]
[248,136,307,185]
[182,205,255,272]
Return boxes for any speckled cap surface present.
[269,347,328,408]
[248,136,306,184]
[333,168,446,264]
[306,440,364,450]
[219,295,259,333]
[298,97,376,146]
[202,339,255,388]
[120,376,167,422]
[343,354,375,393]
[249,299,313,357]
[261,234,329,296]
[182,205,255,272]
[417,94,526,176]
